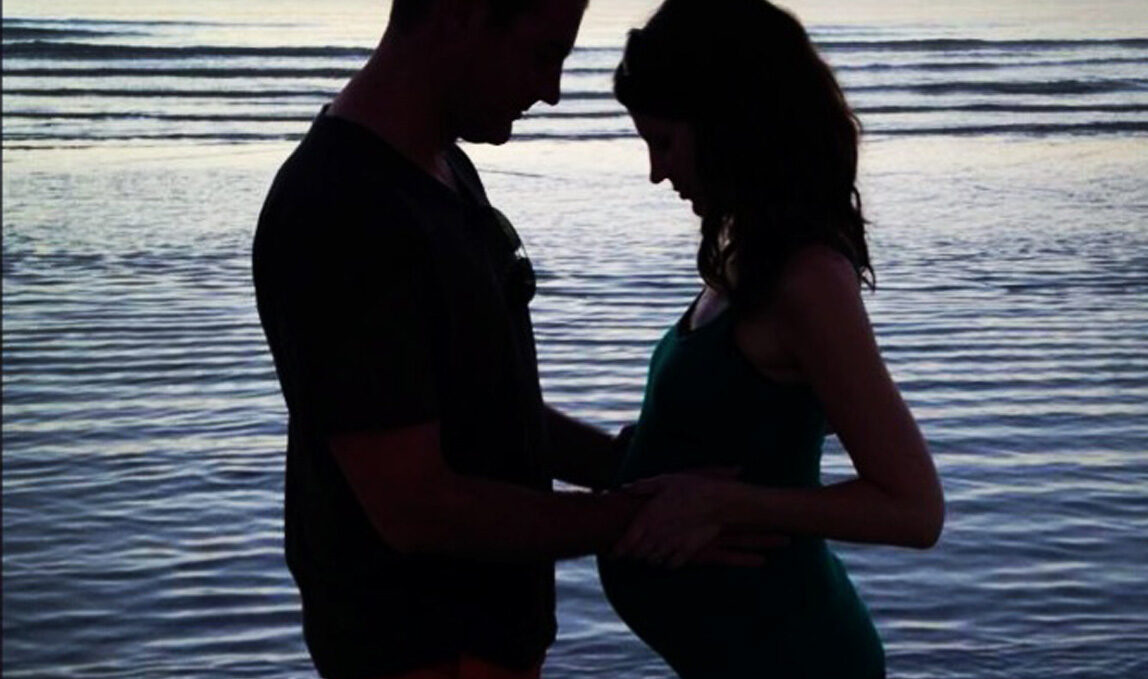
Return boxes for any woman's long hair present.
[615,0,874,306]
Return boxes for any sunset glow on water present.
[3,1,1147,677]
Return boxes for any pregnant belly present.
[597,541,884,677]
[598,542,823,642]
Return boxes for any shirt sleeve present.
[265,207,441,437]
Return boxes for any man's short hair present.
[389,0,541,33]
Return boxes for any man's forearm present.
[332,422,640,562]
[379,474,643,561]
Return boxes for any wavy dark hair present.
[615,0,874,306]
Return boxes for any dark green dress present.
[598,299,885,679]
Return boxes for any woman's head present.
[615,0,873,303]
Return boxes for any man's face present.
[452,0,586,145]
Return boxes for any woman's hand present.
[612,471,787,568]
[612,473,726,567]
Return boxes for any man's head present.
[389,0,548,34]
[390,0,588,145]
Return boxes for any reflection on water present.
[5,133,1147,678]
[4,2,1148,677]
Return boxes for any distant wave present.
[875,121,1148,135]
[507,123,1148,140]
[2,27,135,39]
[851,79,1145,96]
[834,56,1148,72]
[0,40,623,61]
[6,56,1146,80]
[855,103,1148,114]
[7,80,1143,101]
[3,16,298,28]
[3,67,359,79]
[3,112,317,122]
[2,87,627,102]
[10,38,1146,63]
[554,81,1147,99]
[818,38,1148,52]
[1,41,373,59]
[3,87,334,99]
[9,104,1148,123]
[4,19,1147,145]
[1,132,301,143]
[2,110,627,122]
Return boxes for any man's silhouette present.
[253,1,644,676]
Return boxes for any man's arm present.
[544,406,626,491]
[331,420,642,561]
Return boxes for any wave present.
[7,80,1144,102]
[3,87,333,99]
[2,110,628,122]
[834,56,1148,72]
[6,56,1147,81]
[2,87,628,101]
[2,27,134,40]
[818,38,1148,52]
[7,127,1146,149]
[10,38,1146,64]
[2,67,359,79]
[1,41,373,60]
[534,82,1148,99]
[3,16,296,28]
[855,103,1148,114]
[1,41,622,61]
[9,76,1147,109]
[875,121,1148,135]
[9,104,1148,123]
[851,79,1145,95]
[1,132,301,143]
[5,23,1147,145]
[3,112,316,122]
[497,122,1148,140]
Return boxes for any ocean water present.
[3,1,1148,677]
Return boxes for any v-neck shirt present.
[253,108,553,677]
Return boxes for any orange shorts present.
[382,655,543,679]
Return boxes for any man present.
[252,1,644,677]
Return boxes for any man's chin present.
[461,122,514,146]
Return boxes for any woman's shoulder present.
[776,244,860,298]
[738,244,865,345]
[739,245,858,315]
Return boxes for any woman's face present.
[630,111,705,217]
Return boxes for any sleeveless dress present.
[598,298,886,679]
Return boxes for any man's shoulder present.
[257,130,430,250]
[271,122,412,214]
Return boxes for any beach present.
[4,1,1148,677]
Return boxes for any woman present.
[597,1,945,677]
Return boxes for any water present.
[3,1,1148,677]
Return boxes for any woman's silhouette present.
[598,1,945,676]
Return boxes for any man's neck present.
[328,35,458,189]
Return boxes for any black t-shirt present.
[253,110,555,678]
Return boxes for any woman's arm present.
[545,406,627,491]
[614,247,944,565]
